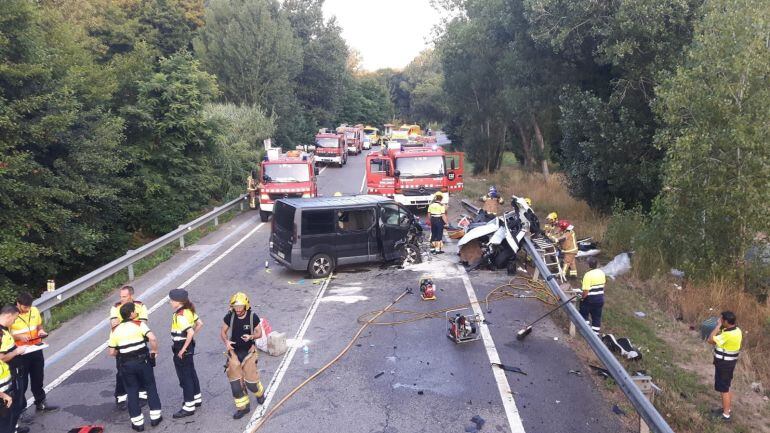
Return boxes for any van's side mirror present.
[262,174,269,182]
[450,159,456,170]
[393,170,400,177]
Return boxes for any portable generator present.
[446,308,481,343]
[419,276,436,300]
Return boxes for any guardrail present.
[459,198,674,433]
[34,194,248,320]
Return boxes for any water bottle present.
[302,345,310,365]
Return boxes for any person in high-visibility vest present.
[247,170,259,209]
[0,306,28,433]
[580,258,605,335]
[108,302,162,431]
[544,212,558,238]
[168,289,203,419]
[707,311,742,422]
[110,285,149,410]
[11,292,58,413]
[428,193,448,254]
[220,292,266,419]
[554,220,578,279]
[0,356,15,433]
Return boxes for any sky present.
[322,0,445,71]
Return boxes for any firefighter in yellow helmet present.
[555,220,579,279]
[544,212,558,238]
[247,170,259,210]
[220,292,265,419]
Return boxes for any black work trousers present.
[579,296,604,334]
[0,387,17,433]
[119,357,161,427]
[18,351,45,405]
[172,342,201,412]
[115,358,146,402]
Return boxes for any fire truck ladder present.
[531,236,566,283]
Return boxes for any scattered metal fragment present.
[612,404,627,416]
[374,372,384,379]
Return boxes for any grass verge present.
[45,206,242,330]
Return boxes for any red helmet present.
[558,220,571,231]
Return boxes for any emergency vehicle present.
[365,143,464,208]
[314,131,347,167]
[363,126,380,147]
[337,125,364,155]
[258,149,318,222]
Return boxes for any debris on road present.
[492,363,527,375]
[612,404,627,416]
[568,369,582,376]
[589,364,611,379]
[374,372,384,379]
[470,414,486,430]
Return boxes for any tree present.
[653,0,770,277]
[194,0,303,146]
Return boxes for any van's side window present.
[337,209,375,232]
[302,210,335,235]
[380,204,400,226]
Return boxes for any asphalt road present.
[26,145,628,433]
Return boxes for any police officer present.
[110,285,148,410]
[0,306,29,433]
[708,311,742,422]
[168,289,203,419]
[12,292,57,413]
[108,303,162,432]
[0,356,15,433]
[428,193,448,254]
[580,257,606,335]
[220,293,266,419]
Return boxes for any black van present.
[269,195,422,278]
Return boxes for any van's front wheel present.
[400,243,422,265]
[308,253,333,278]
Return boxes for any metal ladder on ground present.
[531,236,566,283]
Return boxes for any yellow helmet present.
[333,192,343,197]
[229,292,250,310]
[547,212,558,222]
[434,192,444,200]
[524,197,532,206]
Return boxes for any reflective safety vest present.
[109,300,148,324]
[581,268,606,297]
[108,321,150,359]
[0,360,10,392]
[713,327,742,362]
[11,306,43,346]
[428,202,445,218]
[0,326,17,356]
[171,308,198,343]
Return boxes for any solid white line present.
[319,166,327,175]
[29,222,265,408]
[359,172,366,194]
[459,267,527,433]
[242,274,333,432]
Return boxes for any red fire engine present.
[314,131,347,167]
[258,150,318,222]
[337,125,363,155]
[365,143,464,208]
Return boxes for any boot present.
[151,416,163,427]
[233,405,250,420]
[131,424,145,432]
[172,409,195,419]
[256,394,266,405]
[35,400,59,412]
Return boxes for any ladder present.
[531,236,566,283]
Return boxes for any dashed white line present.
[359,173,367,194]
[242,274,333,432]
[30,222,265,408]
[459,267,527,433]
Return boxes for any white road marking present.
[319,166,327,175]
[359,173,367,194]
[242,274,333,432]
[29,222,265,408]
[459,267,527,433]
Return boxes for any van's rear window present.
[273,202,296,231]
[301,210,335,235]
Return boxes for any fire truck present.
[314,131,347,167]
[258,149,318,222]
[365,144,464,208]
[338,125,363,155]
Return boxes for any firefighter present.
[481,186,505,215]
[11,292,57,413]
[108,302,162,431]
[0,306,28,433]
[220,292,266,419]
[555,220,578,279]
[247,170,259,209]
[110,285,149,409]
[544,212,558,238]
[169,289,203,419]
[707,311,742,422]
[428,193,448,254]
[580,257,605,335]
